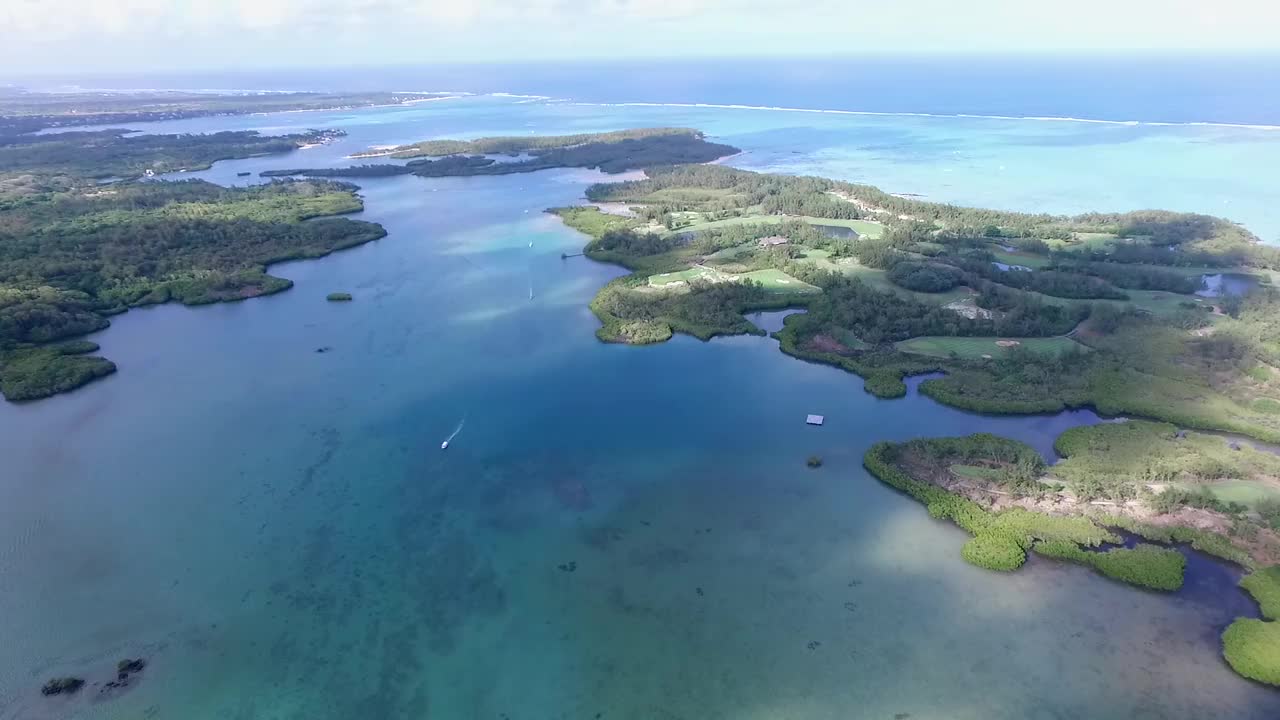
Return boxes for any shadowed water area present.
[2,96,1280,719]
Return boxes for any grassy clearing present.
[642,187,743,204]
[1223,619,1280,686]
[1046,232,1120,251]
[791,256,975,305]
[741,269,821,294]
[990,249,1052,269]
[648,267,819,295]
[648,266,731,287]
[1174,480,1280,509]
[847,265,973,304]
[705,244,756,262]
[1028,286,1214,319]
[833,328,872,350]
[950,464,1005,480]
[1116,290,1214,318]
[896,336,1087,360]
[551,206,641,237]
[670,214,885,239]
[1243,566,1280,619]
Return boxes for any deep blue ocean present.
[2,57,1280,720]
[18,54,1280,125]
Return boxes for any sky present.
[1,0,1278,75]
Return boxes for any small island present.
[41,676,85,696]
[326,292,353,302]
[259,128,740,179]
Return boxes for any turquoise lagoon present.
[1,96,1279,719]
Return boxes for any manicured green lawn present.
[1031,286,1214,319]
[833,328,871,350]
[1047,232,1120,251]
[648,266,732,286]
[896,336,1088,360]
[950,464,1004,480]
[644,187,743,204]
[792,255,974,305]
[741,268,821,294]
[647,267,819,295]
[1175,480,1280,509]
[552,206,639,237]
[704,244,756,262]
[670,214,885,239]
[990,249,1051,269]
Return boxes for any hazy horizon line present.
[5,49,1280,82]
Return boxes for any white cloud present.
[0,0,759,36]
[0,1,1277,71]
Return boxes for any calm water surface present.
[2,96,1279,720]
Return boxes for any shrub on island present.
[887,261,965,293]
[1241,566,1280,620]
[961,533,1026,571]
[326,292,353,302]
[0,343,117,402]
[1098,515,1254,568]
[1035,540,1186,591]
[41,677,84,696]
[1222,619,1280,687]
[863,438,1187,591]
[863,370,909,398]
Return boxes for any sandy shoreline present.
[252,94,463,118]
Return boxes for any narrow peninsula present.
[0,125,385,400]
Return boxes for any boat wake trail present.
[442,418,465,450]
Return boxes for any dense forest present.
[0,98,410,402]
[0,128,341,180]
[785,273,1088,344]
[0,178,385,401]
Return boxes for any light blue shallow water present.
[2,95,1279,719]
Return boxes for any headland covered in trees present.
[548,154,1280,686]
[0,124,736,402]
[0,112,386,401]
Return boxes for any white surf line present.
[563,100,1280,132]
